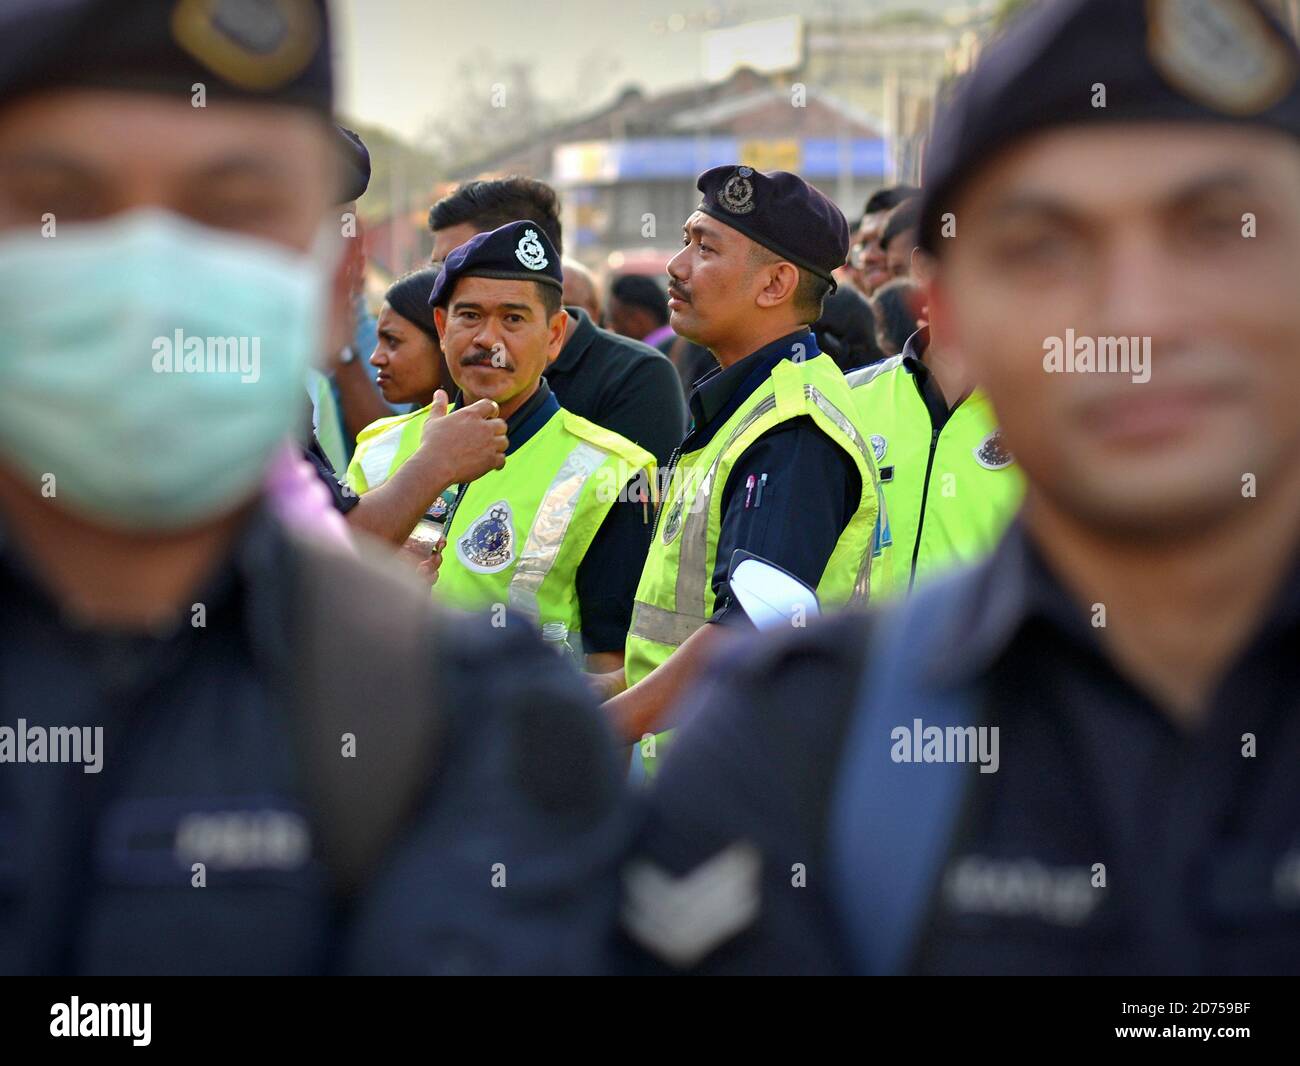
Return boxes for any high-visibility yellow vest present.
[346,405,426,494]
[309,369,348,474]
[347,399,655,642]
[624,353,886,774]
[847,355,1025,594]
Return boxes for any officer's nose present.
[1096,231,1187,345]
[472,318,504,354]
[666,246,689,284]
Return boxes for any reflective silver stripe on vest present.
[805,384,879,605]
[628,600,704,648]
[357,421,407,490]
[674,393,781,616]
[508,442,609,619]
[845,353,903,390]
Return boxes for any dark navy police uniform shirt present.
[618,522,1300,974]
[0,508,632,974]
[671,329,861,627]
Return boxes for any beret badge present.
[718,166,757,215]
[1146,0,1297,116]
[170,0,321,91]
[514,228,549,271]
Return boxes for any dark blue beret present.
[696,165,850,291]
[0,0,332,113]
[429,220,564,309]
[335,124,370,203]
[920,0,1300,252]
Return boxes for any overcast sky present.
[335,0,963,143]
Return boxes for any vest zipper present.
[909,427,941,593]
[650,443,682,539]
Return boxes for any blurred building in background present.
[436,7,1007,277]
[353,0,1300,287]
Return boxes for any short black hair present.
[882,199,921,251]
[609,274,668,326]
[871,278,921,355]
[428,177,563,255]
[537,281,562,319]
[794,269,833,323]
[749,244,831,323]
[813,283,884,373]
[863,184,919,217]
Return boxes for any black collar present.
[900,327,957,432]
[503,378,558,455]
[922,520,1300,692]
[687,329,815,438]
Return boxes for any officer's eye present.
[990,229,1079,271]
[1182,208,1247,248]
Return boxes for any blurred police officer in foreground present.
[617,0,1300,974]
[0,0,629,975]
[595,167,887,773]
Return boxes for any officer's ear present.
[432,305,448,342]
[545,307,569,364]
[753,260,800,311]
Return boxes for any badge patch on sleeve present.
[456,500,515,573]
[1147,0,1297,116]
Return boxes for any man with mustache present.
[596,167,889,772]
[349,221,655,674]
[615,0,1300,974]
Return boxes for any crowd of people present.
[1,0,1298,979]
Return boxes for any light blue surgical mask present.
[0,208,331,531]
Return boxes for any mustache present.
[459,344,514,370]
[667,283,691,304]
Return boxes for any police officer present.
[0,0,631,974]
[598,166,887,767]
[428,177,688,468]
[615,0,1300,974]
[349,221,656,672]
[848,250,1025,595]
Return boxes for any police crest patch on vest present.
[661,495,684,545]
[456,499,516,573]
[870,434,888,463]
[974,430,1014,470]
[514,229,549,271]
[1146,0,1297,116]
